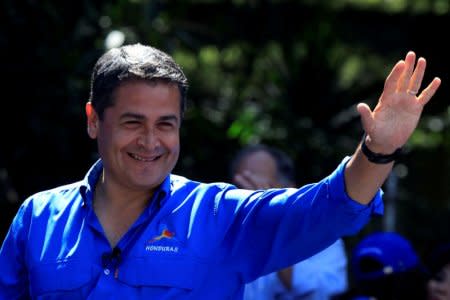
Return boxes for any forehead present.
[111,80,181,113]
[236,151,278,176]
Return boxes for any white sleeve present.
[290,238,348,297]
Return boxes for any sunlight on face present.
[89,80,181,192]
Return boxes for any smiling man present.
[86,79,182,247]
[0,43,441,299]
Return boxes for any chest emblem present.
[145,225,179,253]
[149,228,175,243]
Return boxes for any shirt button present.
[104,268,110,275]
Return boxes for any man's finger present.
[383,60,406,96]
[407,57,426,96]
[418,77,441,106]
[398,51,416,91]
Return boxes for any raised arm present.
[345,51,441,204]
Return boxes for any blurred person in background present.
[230,144,348,300]
[333,231,428,300]
[426,242,450,300]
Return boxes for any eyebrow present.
[120,112,145,120]
[159,115,179,124]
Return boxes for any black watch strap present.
[360,133,402,164]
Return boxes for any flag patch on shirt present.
[145,225,179,253]
[148,228,175,243]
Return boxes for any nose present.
[137,128,160,149]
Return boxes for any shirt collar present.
[79,158,171,209]
[80,158,103,207]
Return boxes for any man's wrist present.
[360,133,402,164]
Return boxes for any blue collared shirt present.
[0,157,383,299]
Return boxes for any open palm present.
[357,51,441,153]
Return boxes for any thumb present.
[356,103,373,133]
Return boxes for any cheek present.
[99,127,136,151]
[166,136,180,163]
[445,276,450,289]
[169,140,180,158]
[164,132,180,150]
[441,266,450,288]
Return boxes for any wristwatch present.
[360,133,402,164]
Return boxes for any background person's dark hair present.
[354,268,428,300]
[89,43,189,120]
[229,144,296,186]
[336,231,430,300]
[425,242,450,278]
[332,265,428,300]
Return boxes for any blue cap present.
[351,231,420,282]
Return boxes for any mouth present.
[128,153,161,162]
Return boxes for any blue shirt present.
[243,238,348,300]
[0,157,383,299]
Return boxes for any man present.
[426,242,450,300]
[0,43,441,299]
[230,144,348,299]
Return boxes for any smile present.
[129,153,160,162]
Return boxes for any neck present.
[93,176,155,247]
[94,173,154,213]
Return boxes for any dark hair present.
[230,144,296,186]
[426,242,450,276]
[89,43,189,120]
[353,268,428,300]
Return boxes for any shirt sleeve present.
[290,238,348,296]
[253,239,348,299]
[0,200,32,299]
[222,156,383,282]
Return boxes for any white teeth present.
[130,153,157,162]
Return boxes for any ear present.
[85,102,98,139]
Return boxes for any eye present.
[159,121,176,129]
[122,120,141,128]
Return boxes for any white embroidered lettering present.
[145,245,179,252]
